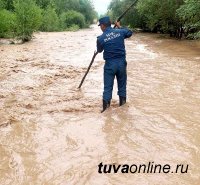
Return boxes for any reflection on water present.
[0,26,200,185]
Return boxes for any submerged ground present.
[0,25,200,185]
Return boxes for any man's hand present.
[115,21,121,28]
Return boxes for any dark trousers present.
[103,59,127,102]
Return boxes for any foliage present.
[60,10,86,29]
[0,0,97,41]
[108,0,146,29]
[177,0,200,39]
[108,0,200,39]
[65,24,80,31]
[36,0,52,9]
[52,0,96,24]
[79,0,95,24]
[1,0,199,40]
[0,9,15,37]
[53,0,80,15]
[136,0,184,33]
[40,5,59,31]
[13,0,42,42]
[108,0,123,23]
[0,0,14,11]
[0,0,5,9]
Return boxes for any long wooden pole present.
[78,51,98,89]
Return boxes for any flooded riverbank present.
[0,26,200,185]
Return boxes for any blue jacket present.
[97,26,133,61]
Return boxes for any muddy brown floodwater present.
[0,25,200,185]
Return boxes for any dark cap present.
[98,16,111,26]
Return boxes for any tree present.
[177,0,200,39]
[108,0,124,23]
[137,0,184,34]
[36,0,51,9]
[40,5,59,31]
[53,0,80,15]
[0,0,14,11]
[14,0,42,42]
[0,9,15,37]
[108,0,144,28]
[108,0,191,38]
[0,0,5,9]
[60,10,86,29]
[79,0,95,24]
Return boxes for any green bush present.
[0,1,5,9]
[108,0,200,39]
[0,9,15,38]
[1,0,14,11]
[78,0,96,24]
[187,31,200,39]
[14,0,42,42]
[40,5,59,31]
[177,0,200,38]
[65,24,79,31]
[60,10,86,30]
[136,0,183,33]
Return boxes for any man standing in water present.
[97,16,133,113]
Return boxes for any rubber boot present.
[119,96,126,106]
[101,100,110,113]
